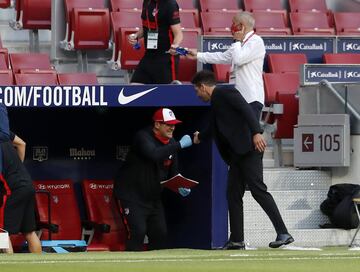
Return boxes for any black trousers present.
[120,199,167,251]
[227,150,288,242]
[131,53,179,84]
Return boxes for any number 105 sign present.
[294,114,350,167]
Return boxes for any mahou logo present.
[69,147,96,160]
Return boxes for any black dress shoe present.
[269,233,294,248]
[222,240,246,250]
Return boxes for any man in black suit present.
[191,70,294,249]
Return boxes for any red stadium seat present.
[212,64,231,83]
[334,12,360,36]
[0,70,13,85]
[14,73,58,86]
[70,8,110,50]
[9,53,52,74]
[323,53,360,64]
[82,180,127,251]
[33,180,84,241]
[177,0,196,10]
[110,0,142,11]
[243,0,283,11]
[289,0,333,27]
[119,28,145,70]
[0,55,7,70]
[273,93,299,139]
[109,11,142,69]
[200,11,238,35]
[267,53,307,73]
[263,73,299,104]
[253,11,291,35]
[199,0,239,12]
[10,0,51,30]
[290,12,335,35]
[0,0,10,8]
[0,48,9,69]
[289,0,328,13]
[180,10,200,30]
[57,73,98,85]
[177,30,199,82]
[60,0,105,50]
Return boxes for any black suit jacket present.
[200,86,263,164]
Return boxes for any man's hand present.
[193,131,200,144]
[179,135,192,149]
[178,187,191,197]
[253,133,266,152]
[186,48,198,59]
[128,33,138,45]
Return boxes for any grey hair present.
[235,11,255,29]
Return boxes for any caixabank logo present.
[264,42,286,51]
[344,71,360,79]
[289,42,326,52]
[205,39,232,52]
[342,42,360,52]
[307,70,342,79]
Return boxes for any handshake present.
[179,131,201,149]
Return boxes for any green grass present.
[1,247,360,272]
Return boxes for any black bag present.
[320,183,360,229]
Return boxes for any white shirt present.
[197,31,266,105]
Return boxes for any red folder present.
[160,174,199,193]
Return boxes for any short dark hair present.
[191,70,217,86]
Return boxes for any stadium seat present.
[0,70,13,85]
[109,10,142,69]
[0,0,10,8]
[177,0,199,26]
[82,180,127,251]
[323,53,360,64]
[290,12,335,35]
[33,180,84,241]
[212,64,231,83]
[273,93,299,139]
[57,73,98,85]
[110,0,143,11]
[10,0,51,30]
[199,0,239,12]
[9,53,52,74]
[60,0,104,50]
[334,12,360,36]
[180,10,200,30]
[14,73,58,85]
[289,0,333,27]
[70,8,110,50]
[177,30,199,82]
[253,11,291,35]
[119,28,145,70]
[0,48,9,69]
[267,53,307,74]
[243,0,283,11]
[0,54,7,70]
[263,73,300,105]
[177,0,196,10]
[200,11,238,35]
[289,0,328,13]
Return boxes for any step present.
[263,168,331,190]
[243,228,356,248]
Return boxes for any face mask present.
[231,23,242,35]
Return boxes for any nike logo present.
[117,87,158,105]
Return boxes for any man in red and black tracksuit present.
[0,104,41,253]
[128,0,183,84]
[114,108,192,251]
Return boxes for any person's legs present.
[24,231,41,253]
[226,158,246,243]
[120,200,148,251]
[242,151,288,235]
[147,201,167,250]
